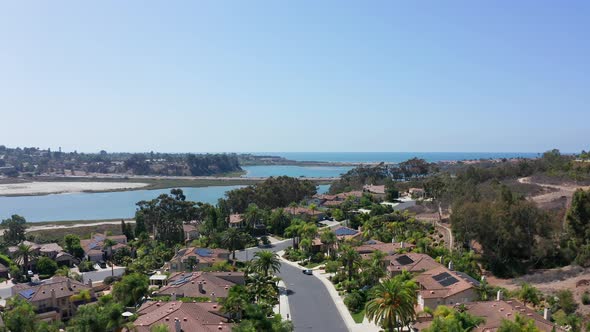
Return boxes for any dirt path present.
[518,177,590,206]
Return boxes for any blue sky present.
[0,1,588,153]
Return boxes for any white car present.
[302,269,313,275]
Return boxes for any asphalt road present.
[236,240,348,332]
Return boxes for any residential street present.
[236,240,349,332]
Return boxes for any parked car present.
[98,261,107,269]
[302,269,313,275]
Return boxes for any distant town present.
[0,147,589,331]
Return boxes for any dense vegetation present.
[0,145,242,176]
[329,158,435,194]
[224,176,317,212]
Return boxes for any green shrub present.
[324,260,341,273]
[582,292,590,305]
[344,291,366,313]
[103,276,122,285]
[36,257,58,276]
[78,260,96,272]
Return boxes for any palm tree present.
[222,228,245,261]
[498,314,540,332]
[284,219,305,249]
[320,230,337,258]
[423,305,485,332]
[339,245,361,281]
[252,250,281,277]
[15,244,36,275]
[517,283,540,307]
[365,277,418,332]
[222,285,249,321]
[244,204,262,231]
[103,238,117,277]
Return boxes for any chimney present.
[392,237,395,244]
[211,292,216,302]
[497,290,503,301]
[87,279,95,297]
[400,241,404,249]
[543,308,551,321]
[198,281,204,294]
[175,318,181,332]
[51,288,57,308]
[448,261,454,270]
[171,292,177,301]
[66,278,72,290]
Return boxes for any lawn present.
[303,261,324,269]
[351,309,365,323]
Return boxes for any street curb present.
[278,251,357,332]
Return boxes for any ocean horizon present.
[250,152,542,163]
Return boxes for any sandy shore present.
[0,181,149,196]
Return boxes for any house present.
[131,301,231,332]
[228,214,243,229]
[156,271,245,300]
[414,266,480,311]
[363,184,386,199]
[11,277,95,321]
[8,241,80,267]
[332,226,362,242]
[317,191,363,207]
[386,253,441,277]
[355,240,416,262]
[412,300,565,331]
[80,233,129,262]
[408,188,426,199]
[282,206,325,221]
[168,247,229,273]
[183,224,200,242]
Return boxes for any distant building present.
[12,277,95,321]
[168,247,229,273]
[281,206,325,220]
[80,233,128,262]
[8,241,79,267]
[363,184,386,199]
[131,301,231,332]
[408,188,426,198]
[317,191,363,207]
[156,271,245,300]
[228,214,243,229]
[183,224,200,242]
[355,240,415,262]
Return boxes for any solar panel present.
[395,255,414,266]
[334,227,358,236]
[19,289,35,299]
[365,240,378,245]
[195,248,213,257]
[439,277,459,287]
[432,272,452,282]
[455,271,481,286]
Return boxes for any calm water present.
[0,186,245,222]
[0,184,331,222]
[243,165,352,178]
[0,152,542,222]
[253,152,540,163]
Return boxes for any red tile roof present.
[133,301,231,332]
[158,272,245,299]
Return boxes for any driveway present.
[81,266,125,283]
[236,240,348,332]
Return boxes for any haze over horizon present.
[1,1,589,153]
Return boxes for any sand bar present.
[0,181,149,196]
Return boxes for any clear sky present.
[1,1,588,153]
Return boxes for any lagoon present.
[0,184,331,222]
